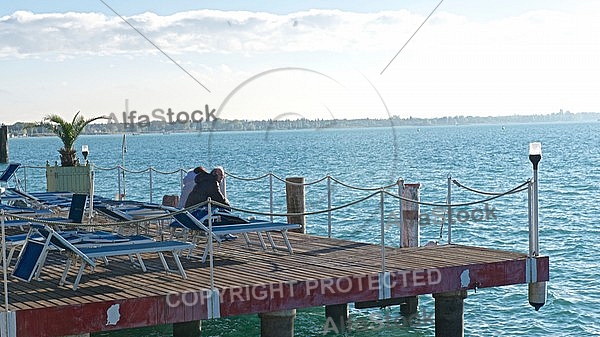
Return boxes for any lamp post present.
[528,142,540,256]
[528,142,546,311]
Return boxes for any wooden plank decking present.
[4,232,549,337]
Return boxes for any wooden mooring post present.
[0,124,8,163]
[400,182,420,316]
[285,177,305,233]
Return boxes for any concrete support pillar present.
[433,290,467,337]
[0,124,8,164]
[400,296,419,317]
[259,309,296,337]
[285,177,305,233]
[325,303,348,333]
[173,320,202,337]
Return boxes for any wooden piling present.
[433,290,467,337]
[400,182,421,316]
[401,183,420,248]
[0,124,8,163]
[259,309,296,337]
[285,177,305,233]
[173,320,201,337]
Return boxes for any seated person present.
[185,167,230,209]
[178,166,205,208]
[185,166,235,240]
[211,166,229,204]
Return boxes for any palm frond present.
[41,112,107,151]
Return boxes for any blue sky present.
[1,1,599,124]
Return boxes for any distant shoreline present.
[5,111,599,136]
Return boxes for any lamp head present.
[82,144,89,161]
[529,142,541,170]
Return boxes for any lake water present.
[3,121,599,336]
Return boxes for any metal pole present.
[117,166,122,200]
[380,190,386,273]
[528,142,545,311]
[528,181,534,257]
[398,179,404,245]
[528,142,542,257]
[447,175,452,244]
[149,167,153,204]
[180,168,185,189]
[2,210,9,317]
[531,169,539,257]
[23,165,27,192]
[327,176,332,238]
[89,164,95,223]
[208,199,215,291]
[269,173,274,223]
[122,134,127,200]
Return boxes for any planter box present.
[46,163,91,194]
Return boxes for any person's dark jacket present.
[185,169,229,208]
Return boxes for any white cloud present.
[0,8,595,58]
[1,6,600,123]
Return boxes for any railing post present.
[207,199,215,291]
[380,190,386,273]
[121,134,127,200]
[447,175,452,244]
[180,168,185,188]
[117,165,122,201]
[269,173,274,223]
[149,167,153,204]
[327,176,332,238]
[23,165,27,192]
[2,210,11,320]
[88,164,95,223]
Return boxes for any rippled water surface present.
[4,121,599,336]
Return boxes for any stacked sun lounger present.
[12,223,194,290]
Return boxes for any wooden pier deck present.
[4,232,549,337]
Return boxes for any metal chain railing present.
[1,165,535,307]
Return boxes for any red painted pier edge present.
[14,255,549,337]
[15,295,208,337]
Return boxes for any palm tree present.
[41,111,106,166]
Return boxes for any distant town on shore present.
[4,110,599,137]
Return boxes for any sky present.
[1,0,599,124]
